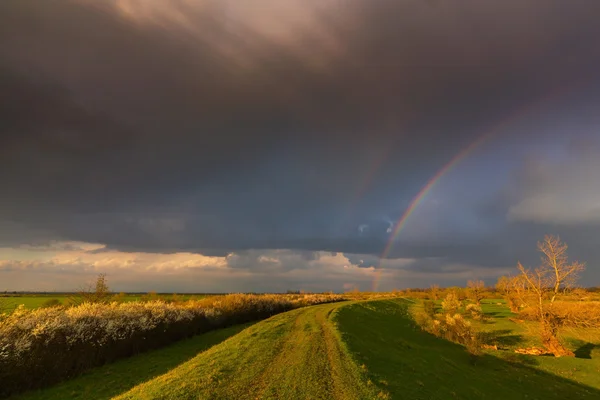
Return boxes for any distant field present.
[0,294,213,312]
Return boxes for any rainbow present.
[371,268,383,292]
[380,86,574,261]
[380,132,495,260]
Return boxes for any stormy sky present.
[1,0,600,292]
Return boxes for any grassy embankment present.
[473,300,600,387]
[115,301,379,400]
[336,299,600,399]
[13,298,600,400]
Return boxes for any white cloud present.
[0,241,512,292]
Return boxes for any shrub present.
[466,280,485,305]
[0,293,344,397]
[73,273,112,305]
[465,303,483,320]
[413,309,481,356]
[423,300,437,317]
[413,310,434,331]
[441,292,461,315]
[443,314,471,342]
[443,314,482,355]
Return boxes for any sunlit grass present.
[114,302,377,400]
[335,298,600,399]
[6,296,599,400]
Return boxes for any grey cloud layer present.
[1,1,600,284]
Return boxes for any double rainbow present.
[379,85,575,262]
[380,132,495,260]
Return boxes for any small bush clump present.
[465,303,483,320]
[413,306,481,355]
[423,300,437,317]
[441,292,462,315]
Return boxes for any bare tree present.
[516,235,585,357]
[71,273,112,305]
[467,280,485,305]
[496,275,526,313]
[495,276,511,296]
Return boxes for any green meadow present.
[0,294,212,312]
[11,298,600,400]
[336,299,600,399]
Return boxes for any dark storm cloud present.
[1,0,600,273]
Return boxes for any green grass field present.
[9,298,600,399]
[475,300,600,388]
[336,299,600,399]
[0,294,212,312]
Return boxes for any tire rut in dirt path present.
[246,303,377,400]
[247,305,338,399]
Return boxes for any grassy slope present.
[475,300,600,389]
[12,323,253,400]
[421,299,600,388]
[116,301,380,400]
[335,299,600,399]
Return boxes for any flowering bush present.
[413,303,481,356]
[0,293,344,397]
[441,292,462,315]
[465,303,483,320]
